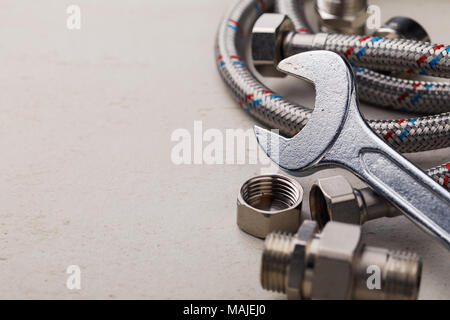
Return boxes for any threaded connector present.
[260,221,422,300]
[353,247,422,300]
[316,0,368,34]
[310,175,401,229]
[261,232,295,293]
[237,174,303,239]
[383,251,422,299]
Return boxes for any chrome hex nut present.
[251,13,295,77]
[316,0,368,34]
[286,221,318,300]
[237,174,303,238]
[311,222,363,299]
[310,175,361,229]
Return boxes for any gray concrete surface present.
[0,0,448,299]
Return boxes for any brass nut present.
[237,174,303,238]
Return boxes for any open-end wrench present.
[254,51,450,249]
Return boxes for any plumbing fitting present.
[237,174,303,238]
[251,13,295,77]
[253,13,450,79]
[315,0,368,34]
[310,175,400,229]
[374,16,430,42]
[261,220,422,300]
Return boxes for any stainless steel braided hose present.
[353,68,450,114]
[323,34,450,78]
[215,0,450,189]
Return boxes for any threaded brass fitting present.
[261,221,422,300]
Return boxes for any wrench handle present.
[357,148,450,249]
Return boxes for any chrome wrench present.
[255,50,450,249]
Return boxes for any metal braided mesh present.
[324,33,450,78]
[355,68,450,114]
[426,163,450,190]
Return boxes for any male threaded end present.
[260,232,295,293]
[383,251,422,300]
[353,246,422,300]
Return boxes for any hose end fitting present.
[251,13,295,77]
[309,175,401,229]
[315,0,368,34]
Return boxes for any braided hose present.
[355,68,450,114]
[323,34,450,78]
[427,163,450,190]
[215,0,450,189]
[287,34,450,113]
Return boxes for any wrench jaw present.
[254,125,323,174]
[253,125,294,171]
[254,125,335,177]
[255,50,355,172]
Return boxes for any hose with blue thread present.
[215,0,450,189]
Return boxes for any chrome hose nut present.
[310,175,400,229]
[315,0,368,34]
[374,16,430,42]
[251,13,295,77]
[261,221,422,300]
[237,174,303,239]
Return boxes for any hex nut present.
[286,221,317,299]
[316,0,368,34]
[311,222,363,299]
[317,12,367,33]
[237,174,303,238]
[310,175,361,229]
[251,13,294,77]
